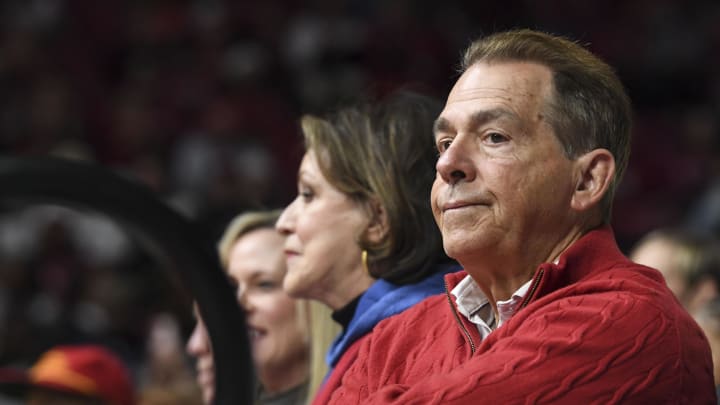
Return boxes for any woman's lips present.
[283,249,299,257]
[248,326,266,342]
[196,357,215,385]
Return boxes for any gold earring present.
[361,249,370,276]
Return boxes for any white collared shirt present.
[450,275,532,340]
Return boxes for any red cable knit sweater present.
[328,226,716,404]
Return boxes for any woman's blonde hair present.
[217,210,283,268]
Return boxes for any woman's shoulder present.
[375,293,452,335]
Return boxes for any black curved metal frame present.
[0,156,253,405]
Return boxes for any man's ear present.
[571,148,615,212]
[365,198,389,244]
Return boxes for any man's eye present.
[487,132,508,144]
[257,281,277,290]
[437,139,453,154]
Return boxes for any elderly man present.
[327,29,716,404]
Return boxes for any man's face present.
[431,61,577,265]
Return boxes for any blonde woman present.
[187,211,310,404]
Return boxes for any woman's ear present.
[365,198,389,244]
[571,148,615,212]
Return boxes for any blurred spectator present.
[138,313,201,405]
[0,205,196,400]
[630,228,720,313]
[186,211,309,404]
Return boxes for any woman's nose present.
[275,201,296,235]
[186,320,210,356]
[237,288,254,312]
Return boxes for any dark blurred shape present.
[0,156,253,404]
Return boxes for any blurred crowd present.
[1,0,720,401]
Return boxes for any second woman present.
[276,91,458,404]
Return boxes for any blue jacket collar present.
[326,263,459,367]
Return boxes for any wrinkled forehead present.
[437,62,555,133]
[446,61,554,109]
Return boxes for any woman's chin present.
[283,276,311,299]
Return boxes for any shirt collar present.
[451,275,532,329]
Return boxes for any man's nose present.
[436,136,475,185]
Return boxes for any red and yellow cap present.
[3,345,135,405]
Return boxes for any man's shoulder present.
[521,262,703,346]
[573,260,678,311]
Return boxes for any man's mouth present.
[442,200,487,211]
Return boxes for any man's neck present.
[463,224,589,308]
